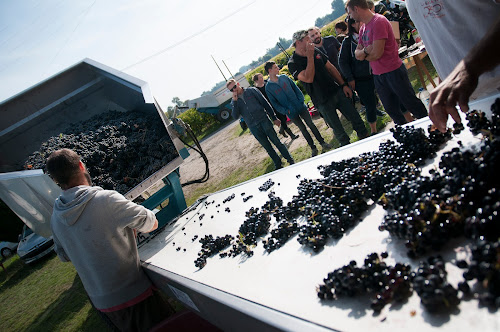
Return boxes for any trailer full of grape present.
[23,110,179,196]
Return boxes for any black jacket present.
[338,35,373,83]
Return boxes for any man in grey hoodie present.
[46,148,173,331]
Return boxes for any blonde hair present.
[226,79,236,89]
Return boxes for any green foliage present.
[331,0,346,14]
[321,14,348,37]
[177,108,218,136]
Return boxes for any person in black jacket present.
[307,26,342,70]
[338,17,379,135]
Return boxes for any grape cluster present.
[380,129,500,257]
[194,234,234,269]
[258,179,275,191]
[413,256,460,312]
[24,110,178,195]
[223,193,235,203]
[457,239,500,309]
[262,221,299,253]
[238,207,272,246]
[466,98,500,135]
[317,252,413,312]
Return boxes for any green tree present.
[172,96,185,107]
[331,0,345,14]
[177,108,217,136]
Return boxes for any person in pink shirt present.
[345,0,428,125]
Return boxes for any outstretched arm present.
[429,14,500,132]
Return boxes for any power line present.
[223,0,323,62]
[42,0,97,78]
[121,1,256,71]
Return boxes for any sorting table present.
[140,94,499,332]
[401,42,438,89]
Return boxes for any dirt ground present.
[177,114,394,203]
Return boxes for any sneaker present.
[370,132,378,136]
[288,160,295,165]
[376,109,385,117]
[321,142,332,149]
[291,134,300,140]
[311,148,318,157]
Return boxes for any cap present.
[292,30,308,46]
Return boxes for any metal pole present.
[211,55,227,81]
[277,42,290,60]
[221,60,234,79]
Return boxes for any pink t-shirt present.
[359,14,402,75]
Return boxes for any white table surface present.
[140,94,500,332]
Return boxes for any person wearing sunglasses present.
[227,79,295,170]
[288,30,369,147]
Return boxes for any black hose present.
[178,124,210,187]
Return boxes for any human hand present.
[273,119,281,126]
[348,80,356,91]
[365,45,373,53]
[232,89,238,101]
[306,42,315,57]
[429,60,478,132]
[343,85,353,98]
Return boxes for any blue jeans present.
[374,64,428,125]
[316,89,368,146]
[249,120,294,168]
[291,107,325,148]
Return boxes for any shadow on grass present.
[25,274,109,332]
[0,252,55,290]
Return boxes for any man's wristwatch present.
[363,47,369,56]
[341,82,349,88]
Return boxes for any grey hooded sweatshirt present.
[50,185,156,310]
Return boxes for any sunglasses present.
[229,85,238,92]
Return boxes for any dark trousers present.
[374,64,428,125]
[101,290,175,332]
[249,120,294,168]
[317,89,368,146]
[355,78,378,124]
[274,111,294,136]
[291,108,326,148]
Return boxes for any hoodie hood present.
[53,186,102,226]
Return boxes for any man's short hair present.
[264,61,276,74]
[46,148,81,186]
[345,0,369,10]
[292,30,309,46]
[307,26,320,34]
[252,73,262,82]
[226,79,236,89]
[366,0,375,9]
[335,21,347,32]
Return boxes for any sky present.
[0,0,335,109]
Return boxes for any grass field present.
[0,254,107,331]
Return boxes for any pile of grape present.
[317,252,413,313]
[24,110,178,195]
[193,99,500,313]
